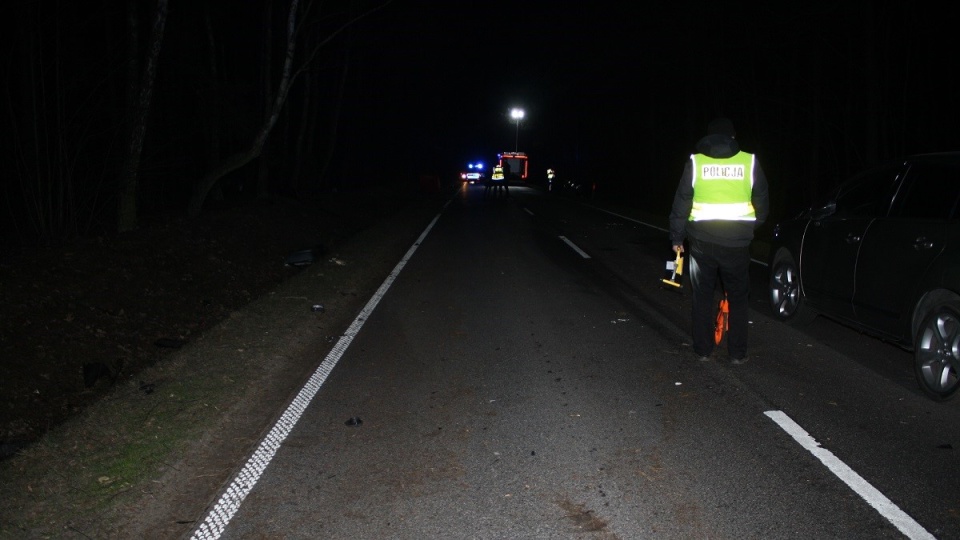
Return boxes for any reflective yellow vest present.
[689,151,757,221]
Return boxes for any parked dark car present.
[767,152,960,401]
[559,177,595,199]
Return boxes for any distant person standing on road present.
[500,160,511,198]
[486,165,505,198]
[668,117,769,364]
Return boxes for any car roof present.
[904,151,960,162]
[851,151,960,173]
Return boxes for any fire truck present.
[497,152,529,181]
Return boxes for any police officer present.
[486,165,504,198]
[669,117,769,364]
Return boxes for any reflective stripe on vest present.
[689,152,756,222]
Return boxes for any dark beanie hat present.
[707,117,736,137]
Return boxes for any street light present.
[510,108,525,152]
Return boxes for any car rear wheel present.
[914,303,960,401]
[769,251,816,326]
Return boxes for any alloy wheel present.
[770,257,801,319]
[915,307,960,401]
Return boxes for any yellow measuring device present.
[661,250,684,288]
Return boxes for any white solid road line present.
[765,410,934,540]
[190,209,446,540]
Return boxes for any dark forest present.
[3,1,959,248]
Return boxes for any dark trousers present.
[688,239,751,358]
[484,181,508,198]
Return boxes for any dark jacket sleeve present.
[669,158,694,246]
[751,158,770,229]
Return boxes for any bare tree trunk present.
[316,48,350,187]
[125,1,140,147]
[117,0,168,233]
[186,0,395,217]
[256,0,275,200]
[860,0,881,166]
[204,8,222,177]
[202,7,228,204]
[290,65,310,194]
[188,0,299,218]
[8,4,79,244]
[315,0,360,191]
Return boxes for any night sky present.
[351,1,960,208]
[357,1,693,174]
[4,1,960,243]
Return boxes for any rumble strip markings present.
[191,209,446,540]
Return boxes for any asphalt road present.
[191,184,960,539]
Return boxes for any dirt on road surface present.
[0,186,450,538]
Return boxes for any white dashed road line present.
[559,235,591,259]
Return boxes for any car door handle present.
[845,233,861,244]
[913,237,935,251]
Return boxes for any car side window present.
[890,161,960,220]
[833,165,901,218]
